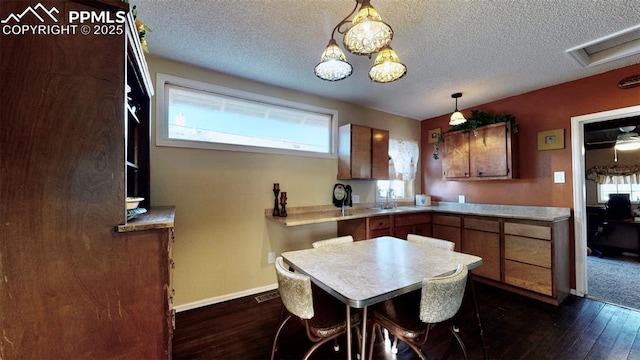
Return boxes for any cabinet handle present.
[170,260,175,269]
[478,171,483,176]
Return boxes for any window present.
[376,139,419,202]
[597,183,640,203]
[156,74,337,158]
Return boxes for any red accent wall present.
[421,64,640,208]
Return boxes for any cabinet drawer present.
[505,260,552,296]
[395,212,431,227]
[504,222,551,240]
[432,214,461,227]
[505,235,551,268]
[368,215,391,230]
[464,216,499,233]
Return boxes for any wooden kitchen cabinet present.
[442,122,518,180]
[0,1,172,358]
[338,214,393,240]
[338,124,390,180]
[442,131,470,179]
[432,213,462,251]
[394,212,432,239]
[463,216,501,281]
[502,219,570,304]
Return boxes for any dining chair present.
[407,234,455,251]
[271,256,361,360]
[311,235,354,248]
[368,264,469,360]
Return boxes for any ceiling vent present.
[566,24,640,67]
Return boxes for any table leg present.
[468,276,488,360]
[361,306,368,360]
[346,305,352,360]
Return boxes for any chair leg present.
[368,323,378,360]
[270,314,292,360]
[449,325,468,360]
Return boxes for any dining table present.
[281,236,487,360]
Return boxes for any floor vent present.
[255,290,280,303]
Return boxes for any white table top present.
[282,236,483,308]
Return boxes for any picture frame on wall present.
[427,128,441,143]
[537,128,565,150]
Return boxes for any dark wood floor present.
[172,281,640,359]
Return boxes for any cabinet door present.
[442,131,470,179]
[338,218,367,241]
[350,124,373,179]
[463,229,501,281]
[432,214,462,251]
[371,128,390,179]
[470,123,509,177]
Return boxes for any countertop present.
[265,202,571,227]
[116,206,176,232]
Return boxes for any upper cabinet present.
[442,122,518,180]
[338,124,389,180]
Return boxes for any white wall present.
[146,56,421,308]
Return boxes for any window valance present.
[586,164,640,184]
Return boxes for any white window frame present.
[155,73,338,158]
[597,182,640,204]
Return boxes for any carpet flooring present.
[587,254,640,310]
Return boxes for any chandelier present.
[314,0,406,83]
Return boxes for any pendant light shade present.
[314,39,353,81]
[343,0,393,56]
[449,92,467,126]
[368,46,407,83]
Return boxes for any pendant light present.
[449,92,467,126]
[314,39,353,81]
[343,0,393,56]
[368,45,406,83]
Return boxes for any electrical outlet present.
[458,195,465,203]
[352,195,360,203]
[267,252,275,264]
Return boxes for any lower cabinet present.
[336,210,570,305]
[116,208,176,358]
[431,213,462,251]
[502,220,570,303]
[394,212,432,239]
[338,215,392,240]
[462,216,501,281]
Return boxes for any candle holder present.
[272,184,280,217]
[279,192,287,217]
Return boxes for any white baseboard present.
[173,283,278,313]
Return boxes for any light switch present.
[554,171,565,184]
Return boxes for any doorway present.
[571,105,640,301]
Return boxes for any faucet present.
[381,189,397,209]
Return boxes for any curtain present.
[388,139,419,181]
[586,164,640,184]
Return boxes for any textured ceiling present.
[132,0,640,120]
